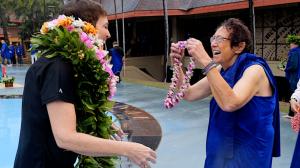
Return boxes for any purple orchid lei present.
[164,41,196,109]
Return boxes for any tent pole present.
[249,0,256,53]
[122,0,126,77]
[114,0,119,44]
[163,0,169,82]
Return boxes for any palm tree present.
[0,0,15,43]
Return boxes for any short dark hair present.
[218,18,252,53]
[63,0,107,26]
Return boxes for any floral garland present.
[291,113,300,132]
[164,41,196,108]
[32,15,117,167]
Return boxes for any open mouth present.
[213,51,221,55]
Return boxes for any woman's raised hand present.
[170,42,184,65]
[186,38,211,66]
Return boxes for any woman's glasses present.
[210,35,230,44]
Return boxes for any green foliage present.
[277,58,287,71]
[286,34,300,45]
[0,0,15,42]
[31,27,116,167]
[2,76,15,83]
[14,0,63,40]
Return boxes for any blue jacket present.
[109,47,124,74]
[30,44,37,55]
[1,42,9,58]
[9,45,15,59]
[16,45,25,57]
[285,47,300,91]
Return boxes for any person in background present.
[16,43,25,65]
[109,41,124,82]
[170,18,280,167]
[285,35,300,117]
[289,79,300,168]
[30,44,37,64]
[9,42,16,65]
[1,40,10,65]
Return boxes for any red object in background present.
[291,112,300,132]
[2,65,7,77]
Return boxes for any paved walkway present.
[0,65,298,168]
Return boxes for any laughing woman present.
[170,18,280,168]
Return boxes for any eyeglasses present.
[210,35,230,44]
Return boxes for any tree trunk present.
[0,16,10,44]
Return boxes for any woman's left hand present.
[186,38,212,66]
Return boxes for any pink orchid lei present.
[41,15,117,99]
[291,113,300,132]
[164,41,196,108]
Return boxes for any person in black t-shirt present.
[14,1,156,168]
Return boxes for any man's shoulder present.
[30,56,72,73]
[290,47,300,54]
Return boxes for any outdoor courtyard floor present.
[0,65,298,168]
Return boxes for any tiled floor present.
[0,65,298,168]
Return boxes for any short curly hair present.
[218,18,252,53]
[63,0,107,26]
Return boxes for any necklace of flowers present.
[41,15,117,98]
[291,112,300,132]
[164,41,196,108]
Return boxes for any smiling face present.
[95,16,111,42]
[211,27,236,67]
[211,26,245,69]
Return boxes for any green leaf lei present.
[31,20,117,167]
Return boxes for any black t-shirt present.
[14,56,78,168]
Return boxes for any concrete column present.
[171,17,178,43]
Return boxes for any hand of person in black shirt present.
[111,122,125,141]
[47,100,157,168]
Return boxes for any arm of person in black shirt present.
[47,101,156,168]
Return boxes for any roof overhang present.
[106,0,300,20]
